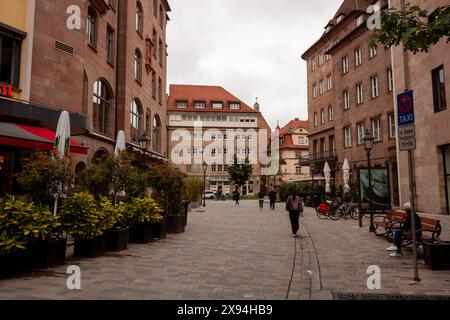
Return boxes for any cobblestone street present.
[1,200,449,300]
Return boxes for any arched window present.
[314,112,318,127]
[152,114,162,153]
[135,49,142,82]
[321,108,325,124]
[93,79,113,135]
[92,149,109,164]
[87,6,97,48]
[136,1,143,34]
[131,99,143,140]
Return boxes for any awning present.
[0,122,88,154]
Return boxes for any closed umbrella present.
[343,158,351,194]
[114,130,126,157]
[53,111,71,215]
[324,162,331,194]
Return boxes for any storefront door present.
[444,145,450,215]
[0,152,14,195]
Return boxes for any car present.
[203,191,216,200]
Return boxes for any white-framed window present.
[344,90,350,109]
[355,48,362,66]
[312,56,317,71]
[298,136,306,145]
[327,75,333,90]
[357,123,365,145]
[342,56,349,74]
[344,127,352,148]
[212,165,217,172]
[369,45,377,58]
[372,118,382,141]
[319,52,324,66]
[389,113,396,139]
[356,83,364,104]
[313,83,318,99]
[212,102,223,109]
[314,112,318,127]
[328,105,334,121]
[176,101,188,109]
[230,103,240,110]
[319,80,325,95]
[387,68,394,92]
[321,108,325,124]
[371,76,379,98]
[195,101,206,109]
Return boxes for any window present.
[218,165,223,172]
[152,29,157,58]
[344,127,352,147]
[387,67,394,92]
[321,108,325,124]
[371,76,379,98]
[369,45,377,58]
[151,71,156,99]
[372,118,381,141]
[312,56,317,71]
[328,105,334,121]
[212,102,223,109]
[224,165,229,171]
[0,27,24,87]
[176,101,188,109]
[319,80,325,95]
[230,103,240,110]
[342,56,349,74]
[152,115,162,152]
[87,6,97,48]
[106,26,114,64]
[296,167,302,175]
[356,83,364,104]
[337,15,344,23]
[319,52,324,66]
[134,49,142,82]
[136,1,143,35]
[130,99,142,136]
[212,165,217,172]
[158,39,163,65]
[93,80,113,135]
[327,75,333,91]
[355,48,362,67]
[314,112,318,127]
[432,65,447,113]
[313,83,318,99]
[343,90,350,109]
[298,136,306,145]
[357,123,365,145]
[195,101,206,109]
[389,113,396,138]
[158,77,162,104]
[357,15,364,27]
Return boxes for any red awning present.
[0,122,88,155]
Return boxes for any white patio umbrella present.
[324,162,331,194]
[343,158,351,194]
[53,111,71,215]
[114,130,126,157]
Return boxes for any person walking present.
[269,187,277,211]
[258,190,266,210]
[286,191,304,238]
[233,188,241,207]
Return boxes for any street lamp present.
[202,161,208,207]
[362,132,375,233]
[139,132,150,168]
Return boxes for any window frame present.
[372,117,382,141]
[0,28,23,88]
[356,83,364,104]
[344,127,352,148]
[432,65,447,113]
[371,75,379,98]
[388,113,396,139]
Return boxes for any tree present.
[228,156,253,188]
[373,5,450,53]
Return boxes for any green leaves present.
[228,156,253,187]
[121,197,164,227]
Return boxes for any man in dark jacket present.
[269,188,277,211]
[386,203,422,257]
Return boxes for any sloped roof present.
[279,119,309,136]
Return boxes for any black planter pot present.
[423,241,450,270]
[151,221,167,240]
[167,215,186,234]
[106,228,129,252]
[0,250,31,279]
[74,234,107,258]
[29,238,67,269]
[129,223,153,244]
[181,214,188,227]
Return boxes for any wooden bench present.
[402,217,442,246]
[374,210,407,237]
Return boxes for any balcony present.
[299,150,337,165]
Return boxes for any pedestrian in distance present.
[258,190,266,210]
[233,188,241,207]
[386,202,422,257]
[269,187,277,211]
[286,191,304,238]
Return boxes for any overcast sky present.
[167,0,342,130]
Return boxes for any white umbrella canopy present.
[54,111,71,158]
[343,158,351,194]
[324,162,331,194]
[114,130,126,157]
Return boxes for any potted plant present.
[61,193,115,258]
[105,202,129,252]
[126,197,163,244]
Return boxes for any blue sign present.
[397,90,415,127]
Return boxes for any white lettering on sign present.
[398,125,415,139]
[400,138,416,151]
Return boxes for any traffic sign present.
[399,137,416,151]
[397,90,415,127]
[398,124,415,139]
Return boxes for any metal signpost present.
[397,90,420,282]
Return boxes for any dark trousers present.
[270,200,276,210]
[289,210,300,235]
[259,200,264,209]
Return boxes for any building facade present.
[0,0,171,195]
[301,0,400,205]
[167,85,271,196]
[279,119,310,182]
[391,0,450,214]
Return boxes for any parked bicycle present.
[316,198,359,221]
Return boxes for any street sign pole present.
[408,149,420,282]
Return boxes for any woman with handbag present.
[286,191,304,238]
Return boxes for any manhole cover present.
[333,293,450,300]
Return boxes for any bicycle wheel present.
[329,207,342,220]
[350,206,360,220]
[316,207,329,219]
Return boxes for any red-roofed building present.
[167,84,272,195]
[279,119,310,182]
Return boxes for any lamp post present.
[202,161,208,207]
[139,132,150,168]
[362,132,375,233]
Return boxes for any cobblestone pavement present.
[0,200,449,300]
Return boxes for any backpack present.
[285,197,293,211]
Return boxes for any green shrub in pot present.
[124,197,164,227]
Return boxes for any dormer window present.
[230,102,240,110]
[176,101,188,109]
[212,102,223,109]
[194,101,206,109]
